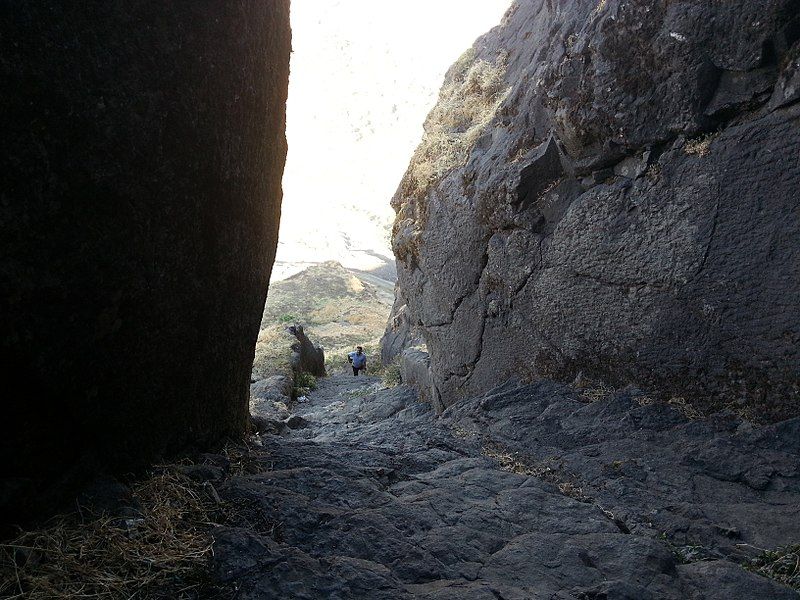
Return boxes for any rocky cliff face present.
[0,2,290,519]
[390,0,800,418]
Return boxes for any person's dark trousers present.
[352,366,359,376]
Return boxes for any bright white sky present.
[274,0,512,280]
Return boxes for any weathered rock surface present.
[0,2,291,522]
[381,287,425,365]
[390,0,800,417]
[400,347,437,409]
[211,376,800,598]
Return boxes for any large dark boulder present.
[390,0,800,418]
[0,2,291,521]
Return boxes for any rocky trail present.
[211,376,800,599]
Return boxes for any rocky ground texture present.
[210,377,800,598]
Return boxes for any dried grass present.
[746,544,800,590]
[667,396,704,420]
[482,443,552,478]
[0,469,223,600]
[405,50,510,196]
[578,386,614,403]
[482,441,594,503]
[645,163,662,180]
[221,439,265,477]
[684,133,717,157]
[571,372,615,403]
[450,424,475,440]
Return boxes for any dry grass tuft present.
[667,396,704,420]
[482,441,594,503]
[746,544,800,590]
[222,439,266,477]
[573,377,615,403]
[450,424,475,440]
[684,133,717,157]
[571,372,615,403]
[557,482,590,502]
[636,393,704,420]
[483,443,551,477]
[578,386,614,403]
[0,469,223,600]
[645,163,662,180]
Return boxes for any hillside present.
[254,261,393,379]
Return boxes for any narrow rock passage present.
[212,377,799,599]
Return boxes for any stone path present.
[211,375,800,599]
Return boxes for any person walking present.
[348,346,367,376]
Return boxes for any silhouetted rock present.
[0,2,291,524]
[390,0,800,417]
[288,325,327,377]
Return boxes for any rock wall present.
[0,1,291,519]
[381,286,424,365]
[399,348,437,409]
[390,0,800,418]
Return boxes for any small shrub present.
[292,371,317,398]
[278,313,298,324]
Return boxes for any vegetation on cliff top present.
[403,48,510,196]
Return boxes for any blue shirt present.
[349,351,367,369]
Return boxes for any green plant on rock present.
[278,313,298,324]
[292,371,317,398]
